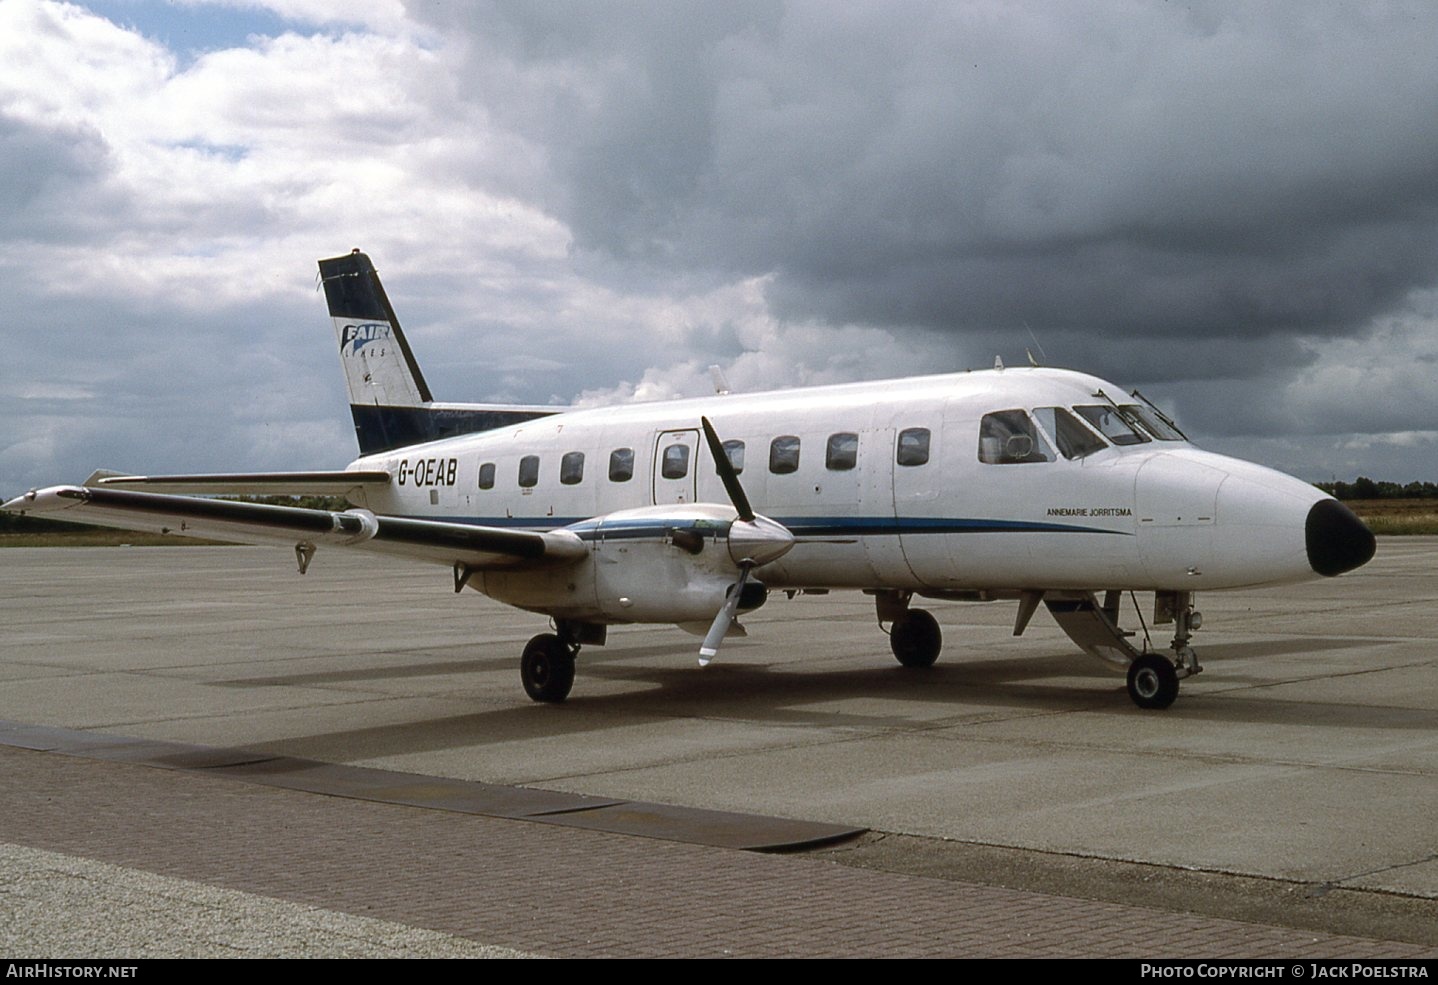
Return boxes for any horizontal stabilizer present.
[348,403,560,456]
[89,470,392,496]
[2,486,587,570]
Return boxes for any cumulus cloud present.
[417,1,1438,384]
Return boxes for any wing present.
[3,486,586,570]
[83,469,392,497]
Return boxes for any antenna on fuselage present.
[709,365,731,396]
[1024,321,1047,366]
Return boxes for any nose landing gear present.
[1044,589,1202,709]
[1124,591,1202,710]
[1127,653,1179,709]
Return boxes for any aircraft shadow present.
[230,637,1436,769]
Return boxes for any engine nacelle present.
[478,502,784,624]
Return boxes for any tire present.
[1126,653,1179,710]
[521,633,576,703]
[890,609,942,668]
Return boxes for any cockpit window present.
[1119,404,1185,441]
[979,411,1056,464]
[1033,407,1107,460]
[1073,405,1150,446]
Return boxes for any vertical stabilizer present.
[320,250,432,408]
[317,250,559,455]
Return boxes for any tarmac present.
[1,539,1435,957]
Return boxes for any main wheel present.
[521,633,576,703]
[890,609,942,668]
[1126,653,1179,710]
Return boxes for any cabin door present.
[652,429,700,505]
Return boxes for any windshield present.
[1073,404,1150,446]
[1119,402,1186,441]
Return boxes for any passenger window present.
[1074,405,1150,446]
[896,428,930,467]
[826,432,858,471]
[769,435,801,474]
[722,439,745,475]
[1033,407,1107,460]
[477,462,495,490]
[609,448,634,482]
[662,443,690,479]
[979,411,1056,464]
[518,455,540,487]
[560,451,584,485]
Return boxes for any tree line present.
[1314,479,1438,501]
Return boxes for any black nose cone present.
[1307,499,1376,577]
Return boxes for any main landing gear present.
[519,620,607,703]
[875,591,943,668]
[890,609,942,668]
[520,633,576,703]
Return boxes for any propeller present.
[697,417,794,665]
[699,562,752,666]
[702,417,753,523]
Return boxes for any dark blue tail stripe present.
[350,405,558,456]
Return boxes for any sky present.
[2,0,1437,494]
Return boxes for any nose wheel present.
[521,633,577,703]
[1126,653,1179,709]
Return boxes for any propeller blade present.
[699,564,751,666]
[701,416,754,523]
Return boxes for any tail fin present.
[320,249,432,409]
[318,250,557,455]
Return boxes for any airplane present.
[3,250,1377,710]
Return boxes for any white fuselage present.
[348,367,1327,601]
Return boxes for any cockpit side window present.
[979,411,1056,464]
[1073,405,1150,446]
[1033,407,1107,460]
